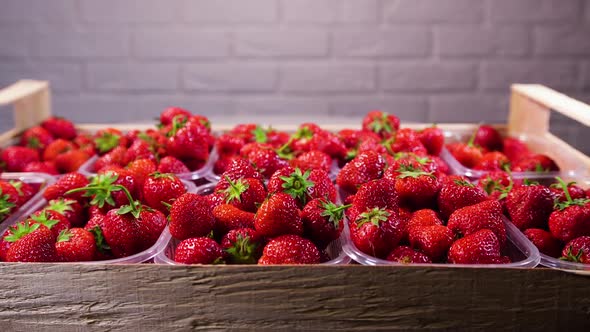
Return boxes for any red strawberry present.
[474,125,503,151]
[74,134,96,157]
[1,146,39,172]
[394,166,440,209]
[352,178,399,213]
[142,172,186,213]
[160,107,191,126]
[0,182,19,221]
[41,117,76,140]
[350,208,405,259]
[291,150,332,173]
[437,176,487,219]
[166,121,209,162]
[94,146,127,172]
[91,170,139,208]
[512,154,559,173]
[4,221,57,262]
[216,134,245,156]
[213,204,255,234]
[42,139,75,161]
[20,126,54,151]
[560,236,590,263]
[336,150,385,194]
[246,148,289,178]
[30,209,71,238]
[213,156,236,175]
[406,209,444,235]
[98,207,139,258]
[267,167,336,206]
[46,198,86,228]
[447,229,506,264]
[307,131,347,159]
[473,151,510,171]
[43,172,90,202]
[174,237,225,264]
[215,159,264,191]
[447,142,483,169]
[55,149,90,173]
[338,129,361,149]
[549,181,587,203]
[221,228,263,264]
[548,188,590,243]
[9,180,35,207]
[22,161,59,175]
[502,137,531,163]
[219,176,266,213]
[258,234,320,265]
[523,228,562,258]
[388,128,428,155]
[387,246,432,264]
[418,126,444,156]
[94,128,127,154]
[301,198,348,250]
[157,156,190,174]
[127,158,157,189]
[477,171,513,197]
[206,192,226,210]
[135,207,167,251]
[56,228,96,262]
[230,123,257,141]
[169,193,215,241]
[125,139,156,163]
[362,111,400,138]
[505,184,554,231]
[254,192,303,238]
[447,199,507,246]
[408,225,454,262]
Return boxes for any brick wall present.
[0,0,588,151]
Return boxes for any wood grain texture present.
[0,264,589,331]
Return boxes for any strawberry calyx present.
[150,172,176,181]
[47,198,75,215]
[279,168,314,204]
[345,148,358,161]
[276,139,295,160]
[9,180,24,196]
[0,187,16,219]
[320,201,351,228]
[221,176,249,204]
[467,126,479,147]
[89,226,111,254]
[166,115,188,138]
[356,208,391,228]
[113,185,144,219]
[57,229,73,243]
[30,210,60,229]
[554,177,590,211]
[453,178,475,188]
[559,245,585,263]
[293,126,314,140]
[522,179,540,186]
[65,172,121,208]
[4,220,41,243]
[396,164,434,179]
[382,137,395,155]
[251,125,269,144]
[225,234,259,264]
[369,112,394,134]
[94,132,121,154]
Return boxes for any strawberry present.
[362,111,400,138]
[41,117,77,140]
[387,246,432,264]
[56,228,97,262]
[166,120,209,162]
[1,146,39,172]
[447,199,507,246]
[42,139,75,161]
[216,134,246,156]
[338,129,361,149]
[548,179,590,243]
[301,199,349,250]
[213,204,255,234]
[213,156,236,175]
[93,146,127,172]
[291,150,332,173]
[206,192,226,210]
[169,193,215,241]
[215,159,264,191]
[307,131,347,159]
[54,149,90,173]
[502,137,531,163]
[350,208,405,259]
[127,158,157,189]
[157,156,190,174]
[4,221,57,262]
[46,198,86,228]
[477,171,512,197]
[74,134,96,156]
[20,126,54,151]
[336,150,385,194]
[43,172,89,202]
[134,207,167,251]
[254,192,303,238]
[246,148,289,178]
[512,154,559,173]
[88,170,139,208]
[408,225,454,262]
[160,107,191,126]
[258,234,320,265]
[351,178,399,213]
[447,229,506,264]
[30,209,71,238]
[406,209,444,235]
[473,151,510,171]
[221,228,263,264]
[9,180,35,207]
[22,161,59,175]
[174,237,225,264]
[142,172,186,213]
[94,128,127,154]
[560,236,590,263]
[505,183,554,231]
[267,167,336,206]
[219,176,266,213]
[447,141,483,169]
[387,128,428,155]
[0,182,19,221]
[230,123,257,141]
[437,176,487,219]
[473,125,503,151]
[125,139,156,163]
[394,166,440,209]
[523,228,562,258]
[548,181,587,203]
[418,126,444,156]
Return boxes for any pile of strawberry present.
[446,125,559,173]
[166,158,348,265]
[0,169,188,262]
[480,174,590,264]
[0,117,93,175]
[91,107,214,176]
[0,179,38,223]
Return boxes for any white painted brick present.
[81,0,176,23]
[333,28,431,57]
[235,30,328,57]
[183,64,277,92]
[429,95,509,123]
[280,64,375,92]
[183,0,277,23]
[87,63,178,91]
[0,0,76,22]
[384,0,483,23]
[490,0,581,22]
[0,62,82,92]
[37,27,129,58]
[328,96,429,122]
[481,61,578,90]
[0,26,32,57]
[236,97,329,116]
[282,0,377,23]
[134,30,229,58]
[437,27,529,57]
[534,27,590,55]
[380,63,477,91]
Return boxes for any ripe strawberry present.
[221,228,263,264]
[94,128,127,154]
[246,148,289,178]
[46,198,86,228]
[291,150,332,173]
[9,180,35,207]
[125,139,156,163]
[30,209,71,238]
[174,237,225,264]
[447,141,483,169]
[4,221,57,262]
[307,131,347,159]
[54,149,90,173]
[388,128,428,155]
[523,228,562,258]
[216,134,245,156]
[0,182,19,221]
[213,204,255,234]
[336,150,385,194]
[254,192,303,238]
[352,178,398,213]
[437,176,488,219]
[394,166,440,209]
[156,156,189,174]
[560,236,590,263]
[41,117,76,140]
[230,123,257,141]
[512,154,559,173]
[301,199,348,250]
[127,158,157,189]
[267,167,336,206]
[160,107,191,126]
[258,234,320,265]
[169,193,215,241]
[477,171,513,198]
[447,229,506,264]
[22,161,59,175]
[206,192,226,210]
[240,142,273,158]
[56,228,97,262]
[338,129,361,149]
[350,208,405,259]
[387,246,432,264]
[215,159,264,191]
[213,156,236,175]
[20,126,54,151]
[418,126,444,156]
[219,176,266,213]
[135,207,167,251]
[505,184,554,231]
[362,111,400,138]
[91,170,139,208]
[447,199,507,246]
[408,225,454,262]
[166,120,209,162]
[43,172,90,202]
[548,180,590,243]
[474,125,503,151]
[549,181,587,203]
[473,151,510,172]
[406,209,444,235]
[1,146,39,172]
[74,134,96,157]
[93,146,127,172]
[42,139,75,161]
[142,172,186,213]
[502,137,531,163]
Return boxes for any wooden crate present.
[1,80,590,331]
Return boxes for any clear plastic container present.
[342,215,540,268]
[154,183,351,265]
[0,172,55,228]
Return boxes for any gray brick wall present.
[0,0,589,153]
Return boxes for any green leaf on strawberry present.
[320,200,351,228]
[30,210,60,229]
[279,168,314,204]
[57,229,72,243]
[356,208,390,228]
[4,220,41,243]
[221,176,250,204]
[225,234,258,264]
[251,126,269,144]
[89,226,111,254]
[95,132,121,153]
[553,177,590,211]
